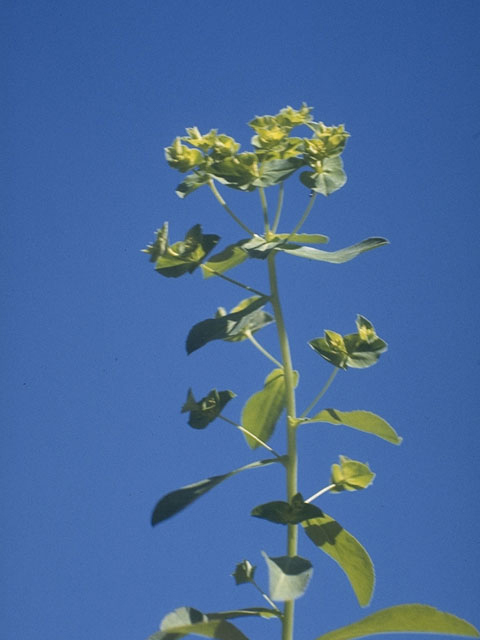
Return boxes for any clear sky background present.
[2,2,479,639]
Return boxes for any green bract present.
[144,105,478,640]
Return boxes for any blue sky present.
[2,1,479,639]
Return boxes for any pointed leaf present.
[161,607,207,630]
[302,511,374,607]
[207,608,281,621]
[330,456,375,492]
[314,604,480,640]
[151,457,285,525]
[186,296,271,354]
[252,493,324,524]
[181,389,236,429]
[272,232,329,245]
[152,224,220,278]
[262,552,313,602]
[201,241,249,278]
[280,237,388,264]
[223,296,274,343]
[304,409,402,445]
[242,368,299,448]
[175,172,209,198]
[232,560,256,585]
[149,618,250,640]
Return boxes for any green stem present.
[300,367,339,418]
[208,180,256,236]
[271,183,285,233]
[218,414,283,459]
[305,483,336,504]
[245,330,283,368]
[289,192,318,238]
[267,252,297,640]
[201,264,268,297]
[250,578,282,612]
[259,187,270,234]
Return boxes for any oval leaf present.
[252,493,324,524]
[149,619,250,640]
[151,457,285,526]
[303,409,402,445]
[280,237,388,264]
[302,511,374,607]
[262,552,313,602]
[314,604,480,640]
[242,368,299,448]
[201,241,250,278]
[300,156,347,195]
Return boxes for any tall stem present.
[267,252,297,640]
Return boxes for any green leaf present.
[222,296,274,343]
[300,157,347,195]
[314,604,480,640]
[302,511,374,607]
[330,456,375,492]
[304,409,402,445]
[151,224,220,278]
[149,616,250,640]
[151,457,285,525]
[207,608,281,621]
[181,389,236,429]
[251,493,324,524]
[232,560,256,585]
[279,237,388,264]
[241,368,299,448]
[186,295,272,354]
[309,315,387,370]
[201,241,250,278]
[272,232,329,245]
[252,157,304,187]
[262,552,313,602]
[175,172,209,198]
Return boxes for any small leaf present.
[262,552,313,602]
[152,224,220,278]
[149,617,250,640]
[175,172,209,198]
[251,493,324,524]
[151,457,285,525]
[232,560,256,585]
[330,456,375,492]
[300,156,347,195]
[207,608,281,621]
[304,409,402,445]
[181,388,236,429]
[223,296,274,342]
[201,241,250,278]
[314,604,480,640]
[242,368,299,448]
[272,232,329,245]
[280,237,388,264]
[161,607,207,630]
[142,222,169,262]
[186,296,271,354]
[302,511,374,607]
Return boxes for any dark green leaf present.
[150,618,250,640]
[242,368,299,448]
[151,457,285,525]
[300,157,347,195]
[330,456,375,492]
[280,237,388,264]
[302,511,374,607]
[252,157,304,187]
[232,560,256,585]
[342,332,387,368]
[262,552,313,602]
[175,172,209,198]
[251,493,324,524]
[161,607,207,630]
[201,241,250,278]
[304,409,402,445]
[186,296,271,354]
[181,389,236,429]
[314,605,480,640]
[152,224,220,278]
[207,608,281,621]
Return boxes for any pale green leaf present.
[262,552,313,602]
[304,409,402,445]
[300,157,347,195]
[201,242,249,278]
[242,368,299,448]
[280,237,388,264]
[302,511,374,607]
[151,457,285,525]
[272,232,329,245]
[330,456,375,492]
[315,604,480,640]
[149,618,250,640]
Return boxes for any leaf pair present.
[182,388,235,429]
[310,315,387,370]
